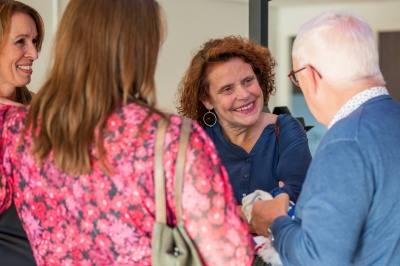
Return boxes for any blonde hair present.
[26,0,164,174]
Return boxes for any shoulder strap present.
[154,117,168,224]
[275,116,279,140]
[154,117,192,224]
[174,117,191,222]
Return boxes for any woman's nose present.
[236,85,250,99]
[26,42,38,60]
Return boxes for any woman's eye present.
[32,38,38,46]
[16,39,25,45]
[222,86,233,93]
[243,77,254,85]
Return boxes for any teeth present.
[236,103,253,111]
[18,65,32,70]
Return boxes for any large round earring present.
[203,109,217,127]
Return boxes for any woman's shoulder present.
[0,106,12,127]
[262,112,278,126]
[277,114,303,128]
[0,105,27,121]
[0,106,28,142]
[277,114,308,140]
[168,114,207,139]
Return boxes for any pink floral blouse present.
[0,103,254,265]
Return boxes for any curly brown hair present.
[176,35,277,126]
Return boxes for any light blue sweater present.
[272,95,400,265]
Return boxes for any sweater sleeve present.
[270,115,312,202]
[271,139,370,265]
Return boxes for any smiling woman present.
[176,36,312,265]
[0,1,44,265]
[177,36,311,205]
[0,0,44,106]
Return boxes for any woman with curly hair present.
[177,36,312,265]
[177,35,311,220]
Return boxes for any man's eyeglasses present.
[288,67,306,87]
[288,65,322,87]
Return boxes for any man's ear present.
[305,65,321,94]
[201,99,213,110]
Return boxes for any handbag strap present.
[154,117,192,224]
[174,118,191,222]
[154,117,168,223]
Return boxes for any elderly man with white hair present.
[251,11,400,265]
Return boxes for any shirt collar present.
[328,86,389,129]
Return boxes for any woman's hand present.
[0,97,23,107]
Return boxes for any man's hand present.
[251,193,289,237]
[236,205,257,234]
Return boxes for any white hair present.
[292,11,384,84]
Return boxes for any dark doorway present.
[379,31,400,103]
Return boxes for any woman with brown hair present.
[0,1,44,265]
[177,36,311,205]
[0,0,253,265]
[177,37,312,265]
[0,0,44,106]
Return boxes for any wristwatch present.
[268,227,274,243]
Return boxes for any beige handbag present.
[152,117,203,266]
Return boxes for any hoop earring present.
[203,109,217,127]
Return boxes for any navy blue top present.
[205,114,311,204]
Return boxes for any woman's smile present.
[235,102,255,112]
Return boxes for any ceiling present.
[217,0,400,6]
[269,0,400,7]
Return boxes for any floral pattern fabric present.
[0,103,254,266]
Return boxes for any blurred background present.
[21,0,400,154]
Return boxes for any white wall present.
[19,0,400,114]
[20,0,248,113]
[270,1,400,109]
[156,0,248,112]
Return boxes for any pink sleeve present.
[0,106,13,214]
[181,121,254,266]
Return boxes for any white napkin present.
[241,190,273,223]
[241,190,283,266]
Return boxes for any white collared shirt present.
[328,86,389,129]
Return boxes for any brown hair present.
[25,0,164,174]
[176,36,276,126]
[0,0,45,105]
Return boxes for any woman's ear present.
[201,99,213,110]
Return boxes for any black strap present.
[275,117,279,140]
